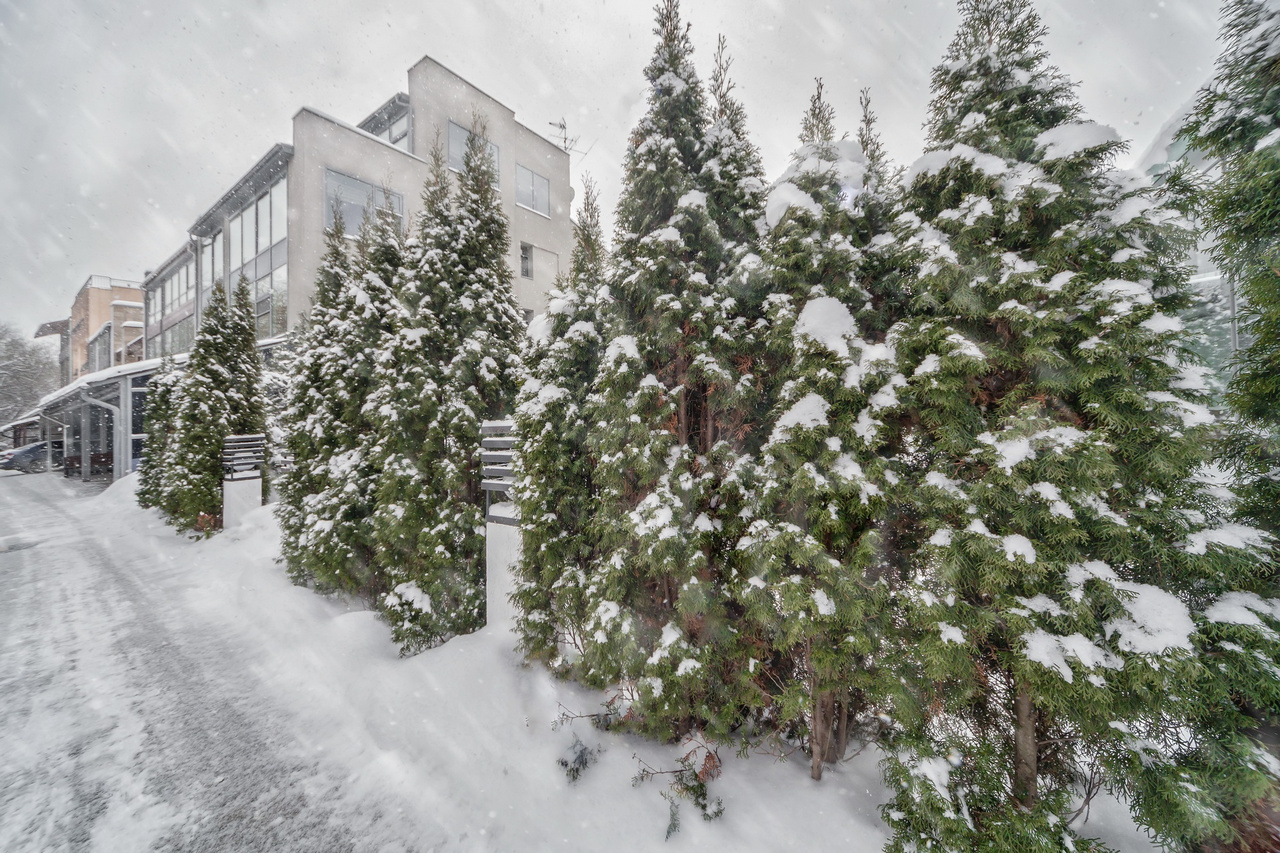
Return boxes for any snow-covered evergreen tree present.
[871,2,1280,849]
[580,0,760,741]
[276,211,401,595]
[701,35,767,260]
[419,117,527,640]
[1181,3,1280,845]
[1184,0,1280,539]
[157,280,264,534]
[375,119,523,647]
[261,336,297,476]
[137,355,181,510]
[737,83,913,780]
[371,140,471,652]
[512,178,610,666]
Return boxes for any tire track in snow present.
[0,476,432,852]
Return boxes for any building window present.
[251,265,289,340]
[88,325,112,373]
[520,243,534,279]
[270,180,287,250]
[324,169,403,237]
[228,177,287,281]
[239,203,256,269]
[159,314,196,358]
[376,113,410,150]
[447,120,499,174]
[256,193,271,257]
[515,164,550,217]
[158,260,195,318]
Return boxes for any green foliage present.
[373,124,522,652]
[369,140,461,652]
[868,1,1280,849]
[1183,0,1280,538]
[276,214,401,594]
[136,356,180,509]
[156,281,264,535]
[513,178,609,666]
[569,0,767,744]
[740,82,915,780]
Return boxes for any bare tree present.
[0,322,58,431]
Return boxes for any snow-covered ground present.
[0,471,1158,851]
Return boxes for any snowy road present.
[0,472,439,852]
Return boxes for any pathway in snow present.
[0,472,440,852]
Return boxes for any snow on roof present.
[39,353,188,408]
[293,107,428,164]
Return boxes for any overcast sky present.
[0,0,1221,344]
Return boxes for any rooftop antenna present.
[549,117,595,160]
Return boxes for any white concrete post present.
[221,434,266,529]
[485,521,521,634]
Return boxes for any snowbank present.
[52,475,1159,851]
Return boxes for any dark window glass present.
[447,120,498,175]
[324,170,403,237]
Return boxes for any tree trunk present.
[1013,682,1038,809]
[826,695,849,764]
[811,679,833,781]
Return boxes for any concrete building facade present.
[64,276,144,381]
[35,53,575,484]
[146,54,574,359]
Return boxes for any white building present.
[40,54,576,482]
[145,54,574,358]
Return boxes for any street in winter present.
[3,1,1280,851]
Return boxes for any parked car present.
[0,442,49,473]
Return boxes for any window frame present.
[323,168,404,238]
[515,163,551,218]
[447,120,499,175]
[519,242,534,279]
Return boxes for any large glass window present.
[447,120,499,174]
[324,170,403,237]
[389,114,409,149]
[199,241,212,290]
[173,315,195,354]
[178,260,194,309]
[270,180,287,248]
[255,193,270,256]
[271,265,288,335]
[228,214,242,275]
[250,265,288,341]
[373,113,410,151]
[241,203,256,268]
[515,164,550,217]
[226,177,287,281]
[252,267,288,340]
